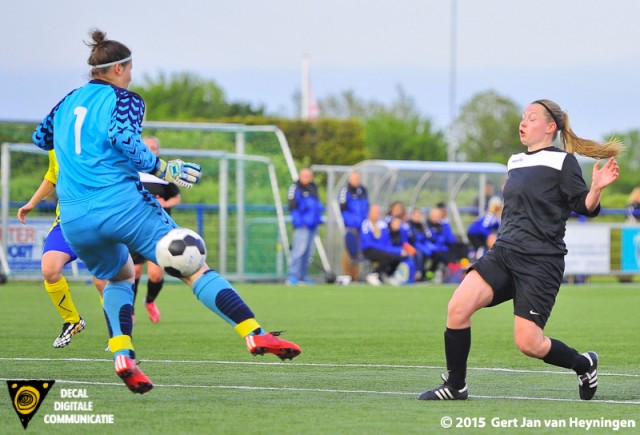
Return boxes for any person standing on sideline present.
[424,204,456,282]
[17,150,106,348]
[472,181,498,211]
[407,208,436,281]
[339,171,369,281]
[418,99,622,401]
[466,196,503,260]
[625,187,640,222]
[130,136,181,323]
[286,168,324,285]
[32,29,300,394]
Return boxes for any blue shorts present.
[59,182,178,280]
[43,220,77,263]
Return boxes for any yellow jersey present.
[44,149,61,222]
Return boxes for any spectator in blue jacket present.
[360,205,410,286]
[388,216,411,247]
[425,203,457,282]
[408,208,436,281]
[287,168,324,285]
[385,201,407,225]
[626,187,640,222]
[467,196,503,260]
[339,171,369,281]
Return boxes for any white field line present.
[0,356,638,378]
[0,357,639,405]
[0,377,638,406]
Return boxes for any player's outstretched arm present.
[17,180,56,224]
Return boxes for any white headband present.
[91,55,132,69]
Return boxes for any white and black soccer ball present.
[155,228,207,278]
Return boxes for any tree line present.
[2,71,639,206]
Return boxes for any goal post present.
[142,121,333,276]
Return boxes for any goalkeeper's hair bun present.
[89,29,107,46]
[85,28,131,74]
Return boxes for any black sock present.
[444,327,471,389]
[146,279,164,304]
[542,338,589,374]
[131,279,139,314]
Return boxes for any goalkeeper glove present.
[155,159,202,189]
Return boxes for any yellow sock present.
[234,318,262,338]
[108,335,134,354]
[45,276,80,323]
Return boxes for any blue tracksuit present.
[339,183,369,230]
[287,180,324,282]
[288,181,324,229]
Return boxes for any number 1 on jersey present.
[73,106,88,154]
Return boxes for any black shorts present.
[129,248,146,265]
[469,245,564,328]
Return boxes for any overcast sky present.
[2,0,639,140]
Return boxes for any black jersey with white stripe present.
[494,146,599,256]
[139,172,180,215]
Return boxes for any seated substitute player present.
[360,205,411,286]
[32,29,301,394]
[466,196,503,260]
[130,136,182,323]
[424,204,457,282]
[17,149,105,348]
[418,99,622,401]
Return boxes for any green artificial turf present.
[0,280,638,434]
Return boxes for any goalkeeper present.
[32,29,300,395]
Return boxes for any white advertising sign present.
[564,223,610,275]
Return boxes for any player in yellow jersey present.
[18,150,104,348]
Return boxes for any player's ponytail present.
[533,99,623,159]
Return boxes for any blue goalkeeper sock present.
[103,281,135,359]
[192,270,265,336]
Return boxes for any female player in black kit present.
[419,99,622,401]
[130,136,181,323]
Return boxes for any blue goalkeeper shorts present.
[59,182,178,280]
[43,219,77,263]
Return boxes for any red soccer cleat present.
[245,331,301,361]
[145,301,160,323]
[115,354,153,394]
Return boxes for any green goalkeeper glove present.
[155,159,202,189]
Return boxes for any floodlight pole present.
[301,54,311,121]
[447,0,457,163]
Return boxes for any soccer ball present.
[155,228,207,278]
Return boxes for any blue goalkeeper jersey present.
[32,79,159,203]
